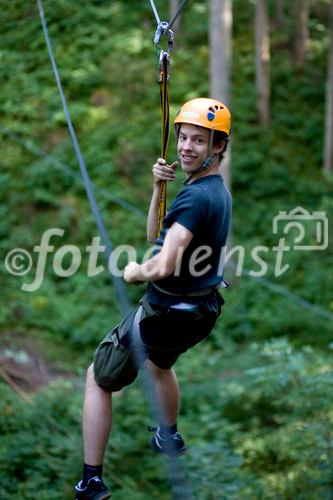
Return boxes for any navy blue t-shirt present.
[146,174,232,311]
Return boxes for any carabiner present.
[154,21,174,55]
[157,50,171,83]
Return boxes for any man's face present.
[177,124,211,174]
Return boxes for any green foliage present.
[1,339,332,498]
[0,380,82,500]
[1,0,332,498]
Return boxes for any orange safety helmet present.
[174,97,231,135]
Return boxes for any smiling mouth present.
[181,155,196,164]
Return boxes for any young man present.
[74,98,232,499]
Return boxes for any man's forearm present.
[146,183,160,243]
[140,251,173,281]
[124,221,193,285]
[132,253,172,282]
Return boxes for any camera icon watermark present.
[273,206,328,251]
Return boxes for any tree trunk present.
[170,0,181,35]
[209,0,233,192]
[209,0,232,107]
[255,0,271,126]
[209,0,233,253]
[293,0,310,66]
[324,2,333,172]
[274,0,284,29]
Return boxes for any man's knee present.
[86,363,97,388]
[146,359,173,378]
[87,363,94,377]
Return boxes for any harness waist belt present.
[151,282,215,297]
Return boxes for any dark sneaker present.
[149,427,187,457]
[74,476,111,499]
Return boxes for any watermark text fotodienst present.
[4,207,329,292]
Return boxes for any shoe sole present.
[75,493,111,500]
[149,437,187,457]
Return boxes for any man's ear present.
[213,140,226,155]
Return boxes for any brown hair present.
[213,130,229,160]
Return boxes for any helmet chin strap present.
[183,130,216,185]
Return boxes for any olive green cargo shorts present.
[93,295,220,392]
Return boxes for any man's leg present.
[82,361,179,463]
[83,364,112,465]
[74,364,112,498]
[146,360,180,425]
[146,360,186,456]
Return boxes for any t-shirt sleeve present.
[164,187,209,234]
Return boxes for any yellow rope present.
[157,52,170,236]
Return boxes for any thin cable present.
[167,0,189,31]
[1,128,146,220]
[238,266,333,322]
[37,0,131,316]
[148,0,189,31]
[149,0,161,25]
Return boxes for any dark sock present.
[159,423,178,438]
[82,463,103,487]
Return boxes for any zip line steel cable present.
[0,128,146,220]
[239,268,333,322]
[149,0,189,31]
[149,0,161,25]
[37,1,192,498]
[36,0,130,317]
[168,0,190,31]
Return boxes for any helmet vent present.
[207,105,224,121]
[208,105,224,112]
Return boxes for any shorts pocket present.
[93,327,138,392]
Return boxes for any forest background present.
[1,0,333,498]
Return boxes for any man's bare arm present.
[125,222,192,283]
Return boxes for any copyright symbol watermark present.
[5,249,33,276]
